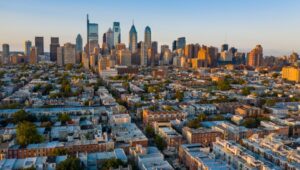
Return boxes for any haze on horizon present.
[0,0,299,56]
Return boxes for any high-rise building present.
[24,41,32,58]
[76,34,83,53]
[150,41,158,65]
[184,44,194,58]
[29,47,38,64]
[117,49,131,66]
[282,66,300,83]
[87,14,99,55]
[50,37,60,62]
[113,22,121,47]
[247,45,263,67]
[2,44,10,64]
[172,40,177,51]
[106,28,114,50]
[57,47,64,66]
[140,41,147,66]
[35,37,44,56]
[221,44,229,52]
[177,37,186,50]
[64,43,76,65]
[144,26,151,48]
[129,24,138,53]
[57,43,76,66]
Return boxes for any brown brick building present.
[182,127,223,147]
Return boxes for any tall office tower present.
[177,37,186,50]
[140,42,148,66]
[229,47,237,55]
[102,33,107,44]
[29,47,38,64]
[193,44,200,58]
[57,47,64,66]
[129,24,138,53]
[247,45,263,67]
[87,14,99,55]
[50,37,60,62]
[24,41,32,57]
[208,46,218,67]
[161,45,169,60]
[113,22,121,47]
[117,49,131,66]
[2,44,10,64]
[106,28,114,50]
[76,34,83,53]
[172,40,177,51]
[151,41,158,65]
[221,44,229,52]
[35,37,44,56]
[144,26,151,48]
[57,43,76,64]
[184,44,194,58]
[289,52,299,65]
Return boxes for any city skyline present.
[1,0,300,56]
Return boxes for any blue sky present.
[0,0,299,55]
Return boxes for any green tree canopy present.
[101,158,124,170]
[56,157,83,170]
[145,125,155,138]
[16,121,43,147]
[58,113,71,124]
[12,109,37,124]
[154,135,167,151]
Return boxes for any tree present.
[65,64,74,71]
[101,158,124,170]
[145,125,155,138]
[56,157,83,170]
[217,79,231,91]
[51,148,69,156]
[154,135,166,151]
[175,90,184,101]
[16,121,43,147]
[187,119,201,129]
[12,109,37,124]
[242,118,259,128]
[241,87,251,96]
[265,99,276,107]
[58,113,71,124]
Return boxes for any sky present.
[0,0,300,56]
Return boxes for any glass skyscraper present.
[144,26,151,48]
[87,14,99,54]
[113,22,121,47]
[129,24,137,53]
[76,34,83,53]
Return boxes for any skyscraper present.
[50,37,60,62]
[129,24,138,53]
[24,41,32,58]
[140,41,148,66]
[176,37,186,50]
[87,14,99,55]
[106,28,114,50]
[113,22,121,47]
[144,26,151,48]
[58,43,76,65]
[172,40,177,51]
[2,44,9,64]
[247,45,263,67]
[29,47,38,64]
[221,44,229,52]
[76,34,83,53]
[35,37,44,56]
